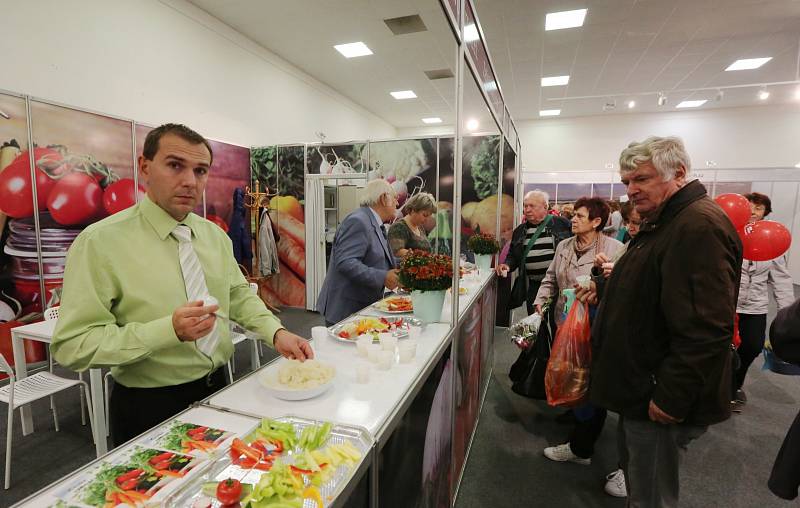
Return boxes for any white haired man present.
[317,179,400,325]
[587,136,742,507]
[497,189,572,314]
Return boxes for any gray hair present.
[523,189,549,208]
[402,192,437,214]
[360,178,395,206]
[619,136,691,181]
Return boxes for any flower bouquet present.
[467,232,500,271]
[399,250,453,322]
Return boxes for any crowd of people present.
[501,136,799,505]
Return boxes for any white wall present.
[0,0,395,146]
[517,105,800,172]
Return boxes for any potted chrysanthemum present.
[398,250,453,323]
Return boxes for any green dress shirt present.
[52,195,283,388]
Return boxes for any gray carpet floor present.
[2,305,798,507]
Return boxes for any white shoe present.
[543,443,591,465]
[604,469,627,497]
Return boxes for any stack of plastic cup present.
[381,335,398,351]
[311,326,327,353]
[366,344,382,363]
[377,350,394,370]
[356,335,372,357]
[398,339,418,363]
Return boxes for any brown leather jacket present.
[590,180,742,424]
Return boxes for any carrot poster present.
[250,145,306,308]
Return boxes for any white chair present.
[0,353,94,489]
[44,307,88,428]
[225,283,263,383]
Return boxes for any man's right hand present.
[495,263,510,277]
[173,301,219,342]
[384,269,400,290]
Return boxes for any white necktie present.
[172,224,219,356]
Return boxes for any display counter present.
[15,270,498,507]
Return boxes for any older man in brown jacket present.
[589,136,742,507]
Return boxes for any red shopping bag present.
[545,301,592,407]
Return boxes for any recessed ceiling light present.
[466,119,479,131]
[795,87,800,100]
[627,100,636,109]
[758,87,770,100]
[464,24,479,42]
[483,80,498,92]
[539,109,561,117]
[541,75,570,87]
[676,100,707,108]
[422,117,442,124]
[795,162,800,169]
[725,57,772,71]
[390,90,417,100]
[545,8,588,31]
[334,42,373,58]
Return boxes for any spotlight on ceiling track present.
[715,89,724,102]
[758,86,770,100]
[603,100,616,111]
[657,92,667,106]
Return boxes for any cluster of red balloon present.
[714,193,792,261]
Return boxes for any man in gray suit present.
[317,179,400,325]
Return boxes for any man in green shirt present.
[52,123,313,445]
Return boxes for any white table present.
[10,319,107,457]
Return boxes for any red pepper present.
[339,331,350,338]
[269,439,284,454]
[290,465,313,475]
[118,478,139,491]
[231,438,263,462]
[152,459,172,471]
[115,468,144,485]
[216,478,243,505]
[148,452,174,465]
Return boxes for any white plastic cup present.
[381,335,398,351]
[408,326,422,340]
[377,350,394,370]
[356,335,372,357]
[356,364,370,383]
[398,340,417,363]
[576,275,591,289]
[367,344,382,363]
[378,332,392,343]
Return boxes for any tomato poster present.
[0,93,33,321]
[52,445,202,507]
[251,145,307,308]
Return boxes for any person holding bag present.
[496,190,571,314]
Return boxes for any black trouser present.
[735,313,767,390]
[568,405,608,459]
[110,368,227,446]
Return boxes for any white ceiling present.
[187,0,800,126]
[474,0,800,119]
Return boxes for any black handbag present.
[509,302,557,399]
[509,215,552,309]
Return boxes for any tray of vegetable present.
[329,315,421,342]
[163,416,372,507]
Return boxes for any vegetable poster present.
[52,445,203,507]
[0,93,33,321]
[453,298,483,483]
[368,139,438,210]
[1,100,136,315]
[305,143,367,174]
[501,140,516,246]
[250,145,307,308]
[460,135,508,256]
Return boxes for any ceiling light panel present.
[390,90,417,100]
[334,42,373,58]
[464,24,479,42]
[539,109,561,116]
[725,57,772,71]
[545,9,588,31]
[422,117,442,124]
[676,100,707,108]
[541,75,570,87]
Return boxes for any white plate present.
[258,369,335,401]
[371,296,413,313]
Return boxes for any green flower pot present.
[410,289,447,323]
[474,253,493,271]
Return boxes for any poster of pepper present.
[136,124,253,268]
[52,445,202,507]
[0,101,137,317]
[250,145,306,308]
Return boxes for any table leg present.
[89,369,107,456]
[10,331,34,435]
[250,339,261,371]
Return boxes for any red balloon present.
[714,193,751,230]
[740,220,791,261]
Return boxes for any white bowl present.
[258,369,335,401]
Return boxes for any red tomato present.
[216,478,242,505]
[47,172,104,225]
[103,178,145,215]
[0,148,62,218]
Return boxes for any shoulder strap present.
[521,214,553,261]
